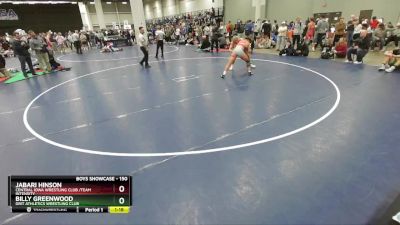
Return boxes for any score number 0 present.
[118,185,126,205]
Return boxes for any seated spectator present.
[198,36,211,52]
[0,54,12,79]
[218,35,227,48]
[346,30,371,64]
[334,37,347,58]
[296,38,309,56]
[385,22,400,49]
[255,36,267,49]
[371,23,386,51]
[378,48,400,73]
[384,22,396,46]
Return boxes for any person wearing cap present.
[276,21,288,51]
[11,32,37,78]
[346,29,371,64]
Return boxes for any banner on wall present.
[0,9,18,20]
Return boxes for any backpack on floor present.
[321,47,334,59]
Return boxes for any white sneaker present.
[385,66,396,73]
[229,65,233,71]
[345,59,353,63]
[354,61,363,64]
[250,64,256,68]
[378,64,387,71]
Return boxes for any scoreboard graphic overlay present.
[8,176,132,213]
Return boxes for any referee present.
[155,26,165,58]
[138,27,150,68]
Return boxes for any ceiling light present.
[90,1,95,4]
[106,1,111,4]
[122,2,127,4]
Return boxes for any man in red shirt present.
[226,21,233,42]
[370,16,379,30]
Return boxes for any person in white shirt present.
[72,30,82,54]
[138,26,150,68]
[155,26,165,58]
[55,32,66,53]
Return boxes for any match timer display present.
[8,176,132,213]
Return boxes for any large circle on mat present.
[23,57,341,157]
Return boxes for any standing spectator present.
[155,25,165,58]
[28,30,52,73]
[175,25,181,45]
[138,27,150,68]
[55,32,66,53]
[80,31,88,51]
[67,31,74,51]
[313,15,329,51]
[226,20,233,42]
[346,16,356,47]
[211,23,220,53]
[261,20,271,39]
[203,24,211,39]
[276,21,288,51]
[334,17,346,45]
[293,18,303,48]
[12,32,36,78]
[72,30,82,54]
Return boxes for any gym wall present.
[225,0,400,24]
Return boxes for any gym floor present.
[0,45,399,224]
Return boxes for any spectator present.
[211,23,220,53]
[72,30,82,54]
[334,37,347,58]
[313,15,329,51]
[334,17,346,45]
[276,21,288,51]
[261,20,271,39]
[385,22,398,49]
[0,54,12,79]
[378,48,400,72]
[12,31,37,78]
[346,30,371,64]
[370,16,379,30]
[346,15,357,47]
[28,30,52,73]
[371,23,386,51]
[293,18,304,48]
[55,32,66,53]
[226,20,233,41]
